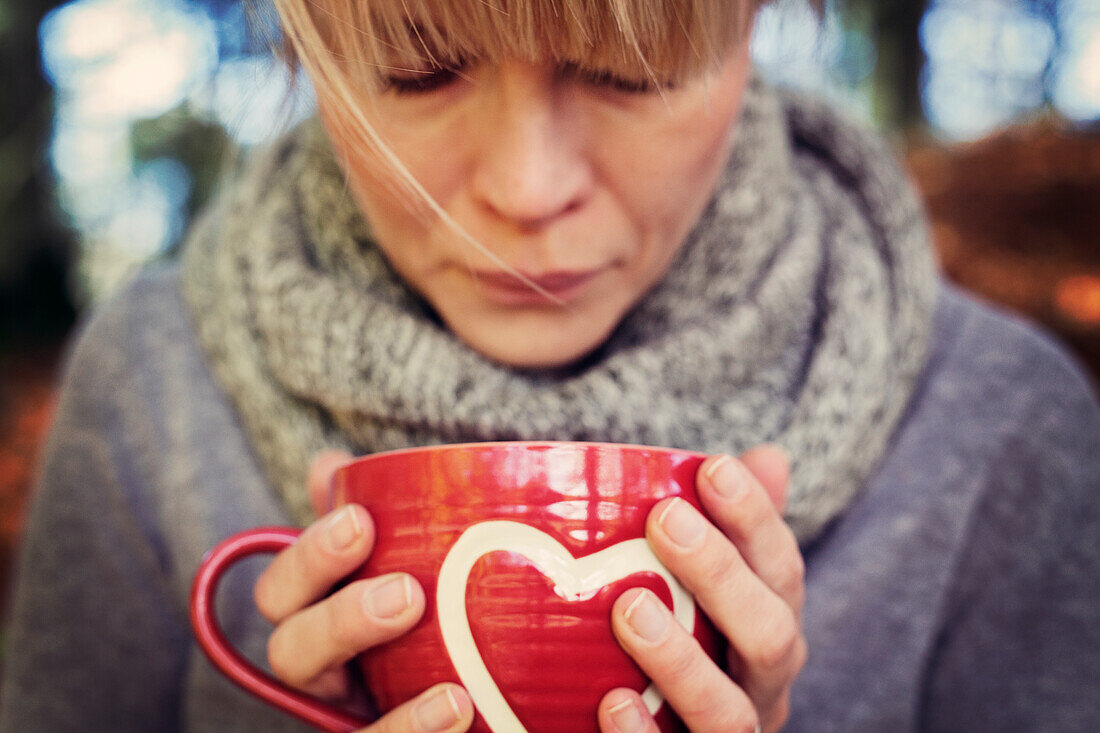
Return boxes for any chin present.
[453,318,616,371]
[472,336,602,371]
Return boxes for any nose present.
[471,62,593,230]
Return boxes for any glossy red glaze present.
[191,442,720,733]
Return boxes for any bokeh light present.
[921,1,1051,140]
[1056,275,1100,328]
[921,0,1100,140]
[39,0,312,299]
[1053,0,1100,122]
[41,0,219,121]
[752,0,877,122]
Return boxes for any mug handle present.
[190,527,369,733]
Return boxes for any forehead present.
[316,0,747,79]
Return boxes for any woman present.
[2,0,1097,731]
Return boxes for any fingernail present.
[624,589,670,643]
[658,498,704,549]
[413,686,462,732]
[608,697,644,733]
[363,574,412,619]
[324,506,361,552]
[705,455,746,500]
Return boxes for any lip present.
[471,269,603,306]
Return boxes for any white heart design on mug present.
[436,520,694,733]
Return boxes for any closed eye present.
[380,60,672,96]
[561,62,668,94]
[381,61,467,94]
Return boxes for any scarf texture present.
[181,74,938,543]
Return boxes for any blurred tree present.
[0,0,76,349]
[0,0,76,617]
[839,0,931,133]
[1031,0,1061,110]
[131,106,234,253]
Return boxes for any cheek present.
[318,99,472,233]
[593,65,749,249]
[596,110,737,250]
[371,106,475,207]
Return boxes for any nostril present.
[495,193,587,233]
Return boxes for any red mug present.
[191,441,721,732]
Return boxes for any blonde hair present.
[279,1,760,87]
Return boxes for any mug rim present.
[338,439,706,462]
[329,440,708,508]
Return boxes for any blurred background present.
[0,0,1098,610]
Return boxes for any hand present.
[598,446,807,733]
[253,451,475,733]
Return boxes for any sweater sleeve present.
[0,302,192,731]
[920,338,1100,731]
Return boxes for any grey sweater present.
[1,268,1098,732]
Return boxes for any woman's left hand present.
[598,446,807,733]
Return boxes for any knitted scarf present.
[181,74,938,543]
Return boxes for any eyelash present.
[565,63,659,94]
[381,61,664,96]
[382,67,462,94]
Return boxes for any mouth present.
[471,268,604,306]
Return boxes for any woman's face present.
[321,40,754,369]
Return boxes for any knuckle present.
[296,530,329,578]
[254,547,304,624]
[309,668,351,701]
[678,686,745,733]
[267,626,305,687]
[769,692,792,731]
[793,633,810,673]
[661,634,705,682]
[324,588,366,651]
[253,573,278,623]
[734,715,762,733]
[711,705,760,733]
[775,551,806,599]
[699,545,742,593]
[749,608,800,672]
[736,498,771,538]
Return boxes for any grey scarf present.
[181,74,937,543]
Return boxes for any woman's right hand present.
[252,452,475,733]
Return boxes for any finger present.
[597,689,661,733]
[696,454,804,616]
[309,450,355,516]
[268,572,424,694]
[646,497,806,724]
[611,588,760,733]
[738,444,790,512]
[356,683,474,733]
[254,504,375,624]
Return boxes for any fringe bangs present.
[285,0,756,90]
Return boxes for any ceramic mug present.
[191,441,721,732]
